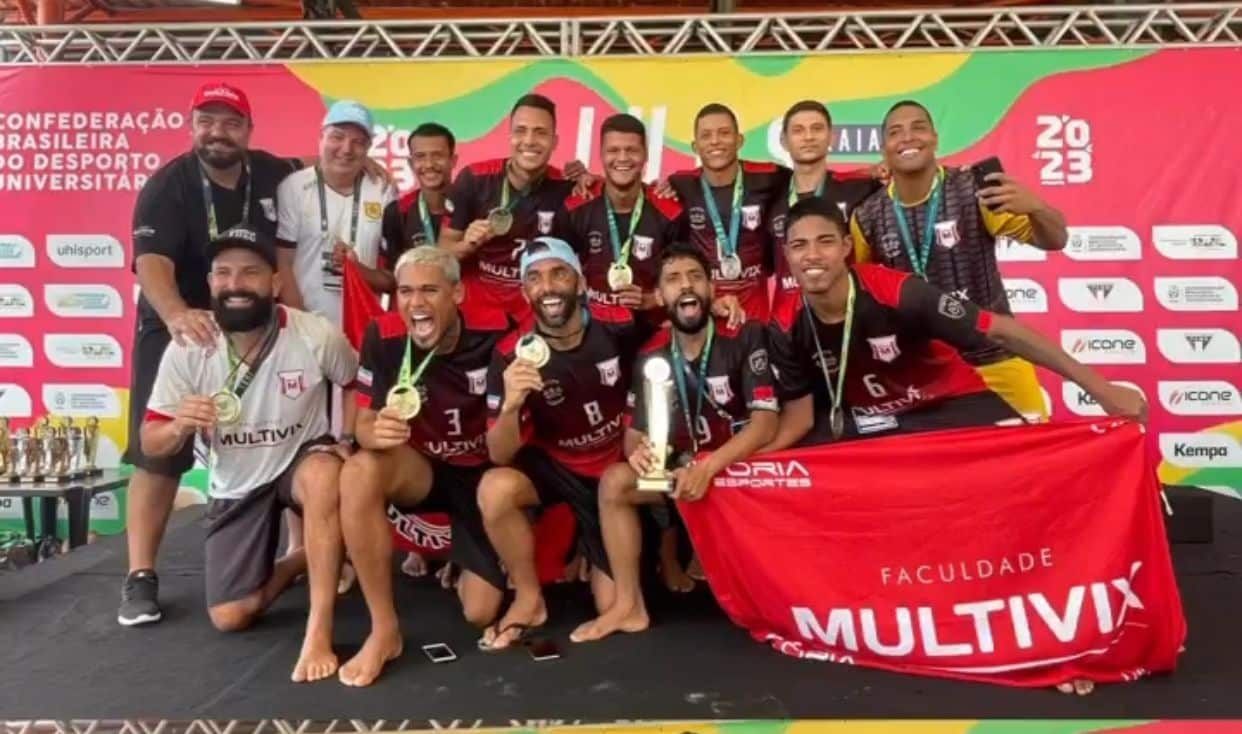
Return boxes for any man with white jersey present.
[140,224,359,684]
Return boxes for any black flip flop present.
[477,621,542,653]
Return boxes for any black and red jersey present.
[552,181,682,315]
[380,188,443,266]
[446,159,575,317]
[628,320,777,455]
[667,161,790,322]
[486,306,650,478]
[356,309,508,467]
[767,168,881,315]
[768,264,993,434]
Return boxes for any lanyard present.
[316,167,363,247]
[417,191,439,244]
[888,169,945,278]
[499,162,535,213]
[803,274,856,418]
[198,158,251,239]
[395,336,438,389]
[787,174,826,207]
[700,170,744,261]
[223,319,280,399]
[604,193,645,263]
[670,319,715,453]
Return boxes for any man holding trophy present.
[569,243,779,643]
[139,224,359,684]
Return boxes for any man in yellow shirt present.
[851,100,1068,420]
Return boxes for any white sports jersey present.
[276,166,394,324]
[146,306,358,500]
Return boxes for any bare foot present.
[1056,679,1095,696]
[659,561,696,593]
[337,562,357,595]
[687,555,706,581]
[291,635,338,683]
[338,629,403,687]
[570,600,649,643]
[401,552,428,578]
[480,597,547,650]
[436,562,458,589]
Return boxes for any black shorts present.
[394,461,505,592]
[834,390,1022,442]
[202,435,336,607]
[514,447,609,576]
[124,321,195,478]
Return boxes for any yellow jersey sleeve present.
[850,213,873,263]
[980,204,1034,242]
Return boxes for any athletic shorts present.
[124,321,195,478]
[514,447,609,576]
[396,460,505,592]
[202,435,336,606]
[798,390,1023,445]
[976,356,1049,422]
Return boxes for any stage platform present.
[3,496,1242,724]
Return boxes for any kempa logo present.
[994,236,1047,262]
[1057,277,1143,313]
[1061,380,1145,417]
[1158,380,1242,416]
[1159,433,1242,468]
[0,284,34,317]
[44,334,124,368]
[0,334,34,367]
[1152,225,1238,260]
[1062,226,1142,261]
[1001,278,1048,313]
[0,384,33,416]
[1156,329,1241,364]
[44,284,123,318]
[42,384,122,417]
[0,235,36,268]
[46,234,125,268]
[1154,277,1238,312]
[1061,329,1146,364]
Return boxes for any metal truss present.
[0,3,1240,64]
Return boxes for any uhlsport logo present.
[1057,277,1143,313]
[1152,225,1238,260]
[44,334,124,368]
[1062,226,1141,261]
[1156,329,1242,364]
[46,234,125,268]
[44,284,123,318]
[1154,277,1239,312]
[1061,329,1146,364]
[1159,432,1242,468]
[1158,380,1242,416]
[43,384,122,417]
[0,235,36,268]
[0,333,34,367]
[1001,278,1048,313]
[0,284,35,317]
[0,384,33,416]
[1061,380,1146,417]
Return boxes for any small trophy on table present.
[82,416,103,477]
[636,356,675,493]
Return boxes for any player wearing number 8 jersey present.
[849,100,1069,421]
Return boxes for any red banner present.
[679,419,1186,687]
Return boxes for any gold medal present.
[607,262,634,291]
[387,385,422,420]
[212,390,242,425]
[515,333,550,368]
[830,406,845,440]
[488,207,513,236]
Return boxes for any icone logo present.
[1153,277,1238,312]
[1001,278,1048,313]
[994,236,1047,262]
[46,234,125,269]
[0,334,34,367]
[1158,433,1242,468]
[1057,277,1143,313]
[1152,225,1238,261]
[44,284,124,318]
[0,284,35,317]
[44,334,124,368]
[1061,380,1145,417]
[0,384,33,416]
[0,235,36,268]
[41,384,122,417]
[1156,329,1241,364]
[1061,329,1146,364]
[1158,381,1242,416]
[1062,226,1141,261]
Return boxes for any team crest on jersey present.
[868,335,901,363]
[588,231,605,254]
[741,205,761,231]
[537,211,555,234]
[466,367,487,395]
[596,356,621,386]
[688,207,707,230]
[633,235,654,260]
[772,214,786,237]
[748,348,769,375]
[937,293,966,320]
[364,201,382,220]
[706,375,734,405]
[541,379,565,406]
[935,219,961,249]
[278,370,306,399]
[880,232,902,259]
[259,198,277,222]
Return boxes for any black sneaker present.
[118,569,162,626]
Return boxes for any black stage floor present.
[3,496,1242,722]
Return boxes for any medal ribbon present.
[395,336,438,391]
[670,319,715,454]
[316,166,363,247]
[198,158,251,239]
[787,174,826,207]
[499,160,536,214]
[604,193,645,265]
[699,169,744,264]
[222,318,281,399]
[417,191,439,245]
[803,274,856,421]
[888,168,945,278]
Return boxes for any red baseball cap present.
[190,82,252,119]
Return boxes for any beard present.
[212,290,274,332]
[667,291,711,334]
[195,139,244,169]
[533,288,580,329]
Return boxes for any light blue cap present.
[322,99,374,138]
[520,237,582,280]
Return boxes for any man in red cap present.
[120,82,306,627]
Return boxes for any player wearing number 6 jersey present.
[336,246,509,688]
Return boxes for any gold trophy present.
[66,417,85,478]
[0,416,10,479]
[14,425,43,483]
[83,416,102,477]
[46,417,71,482]
[636,356,674,493]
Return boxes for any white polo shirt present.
[145,306,359,500]
[276,166,394,324]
